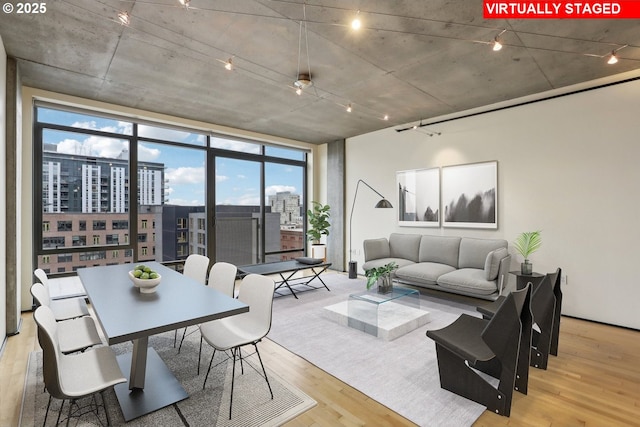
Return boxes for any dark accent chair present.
[426,284,530,417]
[548,268,562,356]
[479,272,558,370]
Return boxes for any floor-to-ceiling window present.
[34,104,307,275]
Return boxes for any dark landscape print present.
[444,187,495,223]
[442,161,497,229]
[396,167,440,227]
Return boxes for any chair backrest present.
[531,275,555,322]
[207,262,237,297]
[482,283,530,358]
[33,306,65,399]
[183,254,210,285]
[236,274,276,339]
[30,282,51,307]
[34,268,49,286]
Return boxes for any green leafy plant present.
[513,231,542,262]
[365,262,398,290]
[306,201,331,243]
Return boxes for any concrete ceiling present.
[1,0,639,144]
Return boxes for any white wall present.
[0,36,7,344]
[347,77,640,330]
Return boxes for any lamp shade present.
[375,199,393,209]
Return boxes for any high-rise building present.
[268,191,302,225]
[42,144,165,213]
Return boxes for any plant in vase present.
[306,201,331,260]
[365,262,398,294]
[513,230,541,275]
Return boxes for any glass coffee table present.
[346,286,429,340]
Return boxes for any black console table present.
[239,260,332,299]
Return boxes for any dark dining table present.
[78,262,248,421]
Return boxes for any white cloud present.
[165,166,205,185]
[138,143,161,162]
[57,135,128,158]
[210,137,260,154]
[166,197,203,206]
[216,175,229,183]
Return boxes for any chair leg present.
[198,336,203,375]
[203,348,217,389]
[55,399,65,426]
[434,343,511,416]
[66,399,74,427]
[43,395,52,427]
[178,326,188,353]
[102,390,113,426]
[229,347,238,420]
[254,343,273,400]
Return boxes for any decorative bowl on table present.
[128,266,161,293]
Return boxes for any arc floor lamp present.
[349,179,393,279]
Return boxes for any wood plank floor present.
[2,306,639,426]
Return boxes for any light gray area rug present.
[21,332,315,426]
[269,273,487,427]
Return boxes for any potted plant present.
[513,230,542,275]
[307,201,331,259]
[365,262,398,294]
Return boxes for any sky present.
[39,108,304,207]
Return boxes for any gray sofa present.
[362,233,511,300]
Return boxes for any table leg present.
[130,337,148,389]
[309,266,331,291]
[277,271,299,299]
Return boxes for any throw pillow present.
[484,247,508,281]
[295,257,324,265]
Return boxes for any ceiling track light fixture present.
[117,11,130,26]
[178,0,191,9]
[224,57,233,71]
[607,45,627,64]
[351,10,362,30]
[395,121,442,136]
[293,4,314,96]
[492,29,507,51]
[346,103,353,113]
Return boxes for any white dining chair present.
[31,284,103,353]
[34,269,90,320]
[178,261,238,353]
[199,273,276,419]
[33,306,126,426]
[182,254,210,285]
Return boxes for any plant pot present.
[377,274,393,294]
[521,260,533,275]
[311,244,326,261]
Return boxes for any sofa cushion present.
[362,258,415,273]
[363,237,390,262]
[437,268,499,295]
[484,247,508,280]
[396,262,456,286]
[419,235,461,267]
[458,238,508,269]
[389,233,422,263]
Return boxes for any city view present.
[37,107,306,274]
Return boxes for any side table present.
[510,270,545,290]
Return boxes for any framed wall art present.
[442,161,498,229]
[396,167,440,227]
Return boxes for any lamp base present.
[348,261,358,279]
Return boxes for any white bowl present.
[128,270,162,293]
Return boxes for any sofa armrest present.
[363,238,390,262]
[497,254,511,295]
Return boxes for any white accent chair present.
[178,261,238,353]
[33,306,126,426]
[199,274,275,419]
[31,283,102,353]
[34,269,90,320]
